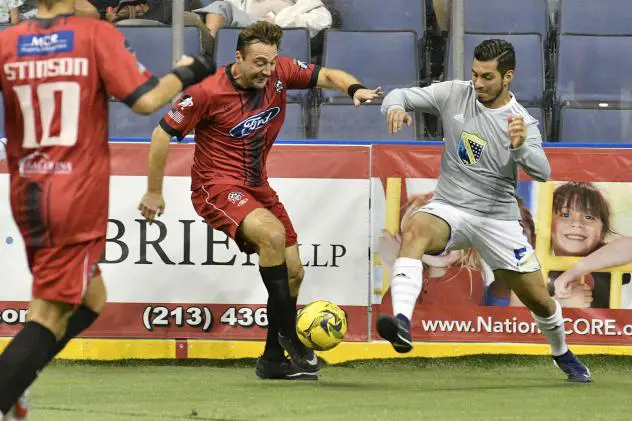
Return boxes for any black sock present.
[0,321,57,414]
[289,295,298,323]
[48,305,99,361]
[262,296,284,361]
[260,264,296,340]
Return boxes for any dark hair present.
[516,196,536,246]
[237,21,283,57]
[473,39,516,77]
[38,0,63,7]
[553,181,613,238]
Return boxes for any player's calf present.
[0,301,68,415]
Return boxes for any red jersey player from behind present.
[139,21,381,380]
[0,0,216,416]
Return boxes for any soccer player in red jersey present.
[0,0,216,415]
[139,21,381,380]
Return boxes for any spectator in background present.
[0,0,23,24]
[193,0,332,53]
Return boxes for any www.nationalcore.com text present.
[420,317,632,337]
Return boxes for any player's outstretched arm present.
[132,55,216,115]
[381,82,456,134]
[555,237,632,298]
[508,114,551,182]
[315,67,382,106]
[138,125,172,222]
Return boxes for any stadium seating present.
[321,31,419,102]
[316,103,415,140]
[556,35,632,103]
[109,102,170,139]
[214,27,311,67]
[278,101,307,140]
[559,0,632,35]
[447,34,545,105]
[118,26,201,78]
[558,103,632,143]
[525,106,545,141]
[464,0,548,40]
[327,0,425,41]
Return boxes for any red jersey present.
[160,56,319,188]
[1,15,156,247]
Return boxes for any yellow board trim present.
[2,338,631,364]
[375,177,402,296]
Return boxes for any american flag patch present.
[457,132,487,166]
[168,109,185,124]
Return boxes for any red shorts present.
[191,183,297,253]
[26,237,105,304]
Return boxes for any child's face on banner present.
[552,207,604,256]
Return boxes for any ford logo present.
[229,107,281,138]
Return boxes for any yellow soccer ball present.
[296,300,348,351]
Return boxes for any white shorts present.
[415,201,541,273]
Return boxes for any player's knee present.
[27,299,74,340]
[83,275,107,314]
[400,220,432,255]
[256,226,286,253]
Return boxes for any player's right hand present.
[387,108,412,135]
[138,191,165,223]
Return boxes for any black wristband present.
[347,83,366,99]
[171,54,217,89]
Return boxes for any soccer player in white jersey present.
[379,39,591,383]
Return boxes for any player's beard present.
[476,82,504,106]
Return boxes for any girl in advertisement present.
[551,182,631,308]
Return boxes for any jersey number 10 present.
[13,82,80,149]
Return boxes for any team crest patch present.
[275,79,284,93]
[457,131,487,165]
[228,192,243,204]
[178,95,193,109]
[228,191,248,206]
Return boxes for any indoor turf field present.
[29,355,632,421]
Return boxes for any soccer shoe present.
[255,357,318,380]
[3,389,29,421]
[553,350,592,383]
[277,333,320,373]
[377,314,413,353]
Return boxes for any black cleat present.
[553,350,592,383]
[377,314,413,353]
[277,333,320,373]
[255,357,318,380]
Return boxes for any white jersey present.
[381,80,550,220]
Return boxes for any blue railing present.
[108,137,632,148]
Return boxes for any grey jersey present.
[381,80,550,220]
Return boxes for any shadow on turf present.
[36,405,244,421]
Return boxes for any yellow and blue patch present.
[457,131,487,165]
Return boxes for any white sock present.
[532,300,568,357]
[390,257,423,321]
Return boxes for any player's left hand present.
[353,87,383,107]
[138,191,165,224]
[508,114,526,148]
